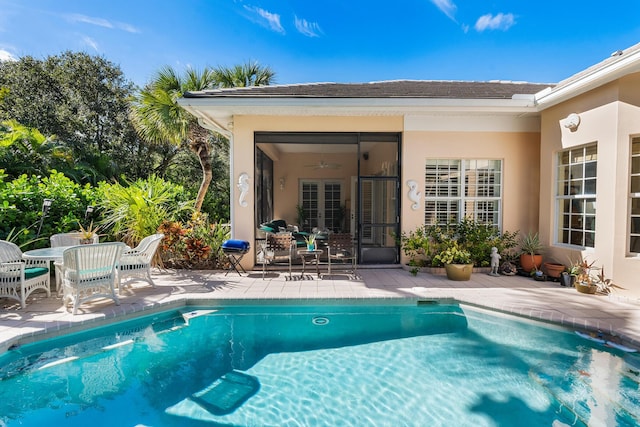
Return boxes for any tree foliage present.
[0,52,162,184]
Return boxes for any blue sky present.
[1,0,639,87]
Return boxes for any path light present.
[85,205,95,220]
[36,198,54,238]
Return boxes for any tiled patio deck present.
[1,267,640,353]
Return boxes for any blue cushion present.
[222,240,250,251]
[24,267,49,280]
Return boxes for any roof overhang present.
[178,96,539,135]
[534,45,640,109]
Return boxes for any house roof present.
[183,80,551,100]
[178,41,640,134]
[535,41,640,108]
[179,80,551,134]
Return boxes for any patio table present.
[297,249,323,278]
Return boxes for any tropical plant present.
[94,175,193,246]
[304,234,317,248]
[130,62,275,212]
[213,61,275,88]
[519,232,544,255]
[77,220,100,240]
[157,213,230,268]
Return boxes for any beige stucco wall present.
[401,130,541,264]
[540,73,640,297]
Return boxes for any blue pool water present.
[0,302,639,426]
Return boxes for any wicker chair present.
[0,240,51,308]
[261,233,294,279]
[327,233,357,277]
[118,233,164,292]
[50,232,99,247]
[61,242,126,315]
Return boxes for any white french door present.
[300,180,343,232]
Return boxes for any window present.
[424,159,502,227]
[556,144,597,248]
[629,137,640,253]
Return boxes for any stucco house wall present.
[540,73,640,297]
[401,129,541,265]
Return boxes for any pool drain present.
[312,316,330,326]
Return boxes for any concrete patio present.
[1,266,640,353]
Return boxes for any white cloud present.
[244,6,285,34]
[0,49,17,62]
[82,36,99,52]
[430,0,457,21]
[294,16,323,37]
[475,13,515,31]
[67,13,113,29]
[65,13,140,33]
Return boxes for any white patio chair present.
[61,242,126,315]
[50,232,99,291]
[118,233,164,292]
[0,240,51,308]
[50,232,99,247]
[327,233,357,277]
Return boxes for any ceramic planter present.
[559,272,575,287]
[575,281,598,294]
[544,262,566,278]
[519,254,543,273]
[444,263,473,281]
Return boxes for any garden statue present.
[489,247,501,276]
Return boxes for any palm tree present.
[130,67,217,211]
[130,62,275,212]
[213,61,275,88]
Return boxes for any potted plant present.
[573,259,598,294]
[304,234,316,251]
[543,260,566,279]
[519,232,544,273]
[433,243,473,281]
[78,220,100,244]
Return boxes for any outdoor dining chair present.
[61,242,126,315]
[50,232,99,247]
[327,233,357,277]
[0,240,51,308]
[261,232,294,279]
[117,233,164,292]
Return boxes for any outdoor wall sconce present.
[563,113,581,132]
[237,173,250,207]
[279,177,286,190]
[407,180,421,211]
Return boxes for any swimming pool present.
[0,301,638,426]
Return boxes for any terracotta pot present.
[544,262,566,278]
[444,263,473,281]
[519,254,543,273]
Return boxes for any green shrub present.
[401,218,519,268]
[0,170,93,248]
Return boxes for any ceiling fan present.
[304,160,341,170]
